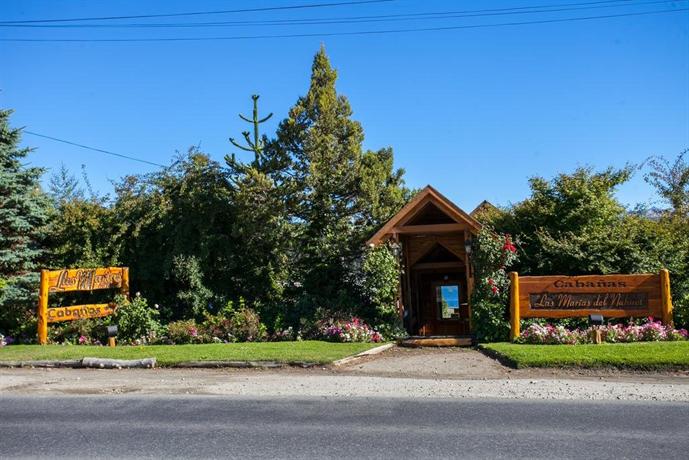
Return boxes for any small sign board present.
[508,270,673,341]
[37,267,129,344]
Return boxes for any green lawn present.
[0,341,381,366]
[480,341,689,370]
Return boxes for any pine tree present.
[272,46,408,314]
[0,109,51,337]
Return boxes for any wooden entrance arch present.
[367,186,483,336]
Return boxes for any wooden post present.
[37,269,49,345]
[660,268,673,327]
[509,271,520,341]
[108,337,116,347]
[121,267,130,298]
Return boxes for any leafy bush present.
[200,300,267,342]
[227,307,267,342]
[166,319,205,344]
[470,227,520,342]
[113,293,162,344]
[354,242,402,326]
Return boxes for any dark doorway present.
[414,270,470,336]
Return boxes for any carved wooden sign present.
[47,304,117,323]
[47,267,125,293]
[37,267,129,344]
[508,270,674,341]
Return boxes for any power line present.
[0,0,647,28]
[0,0,393,24]
[2,7,686,42]
[24,131,167,168]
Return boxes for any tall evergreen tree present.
[271,46,408,315]
[0,109,51,337]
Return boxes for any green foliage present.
[113,294,162,344]
[355,242,402,326]
[269,45,409,319]
[166,319,204,344]
[0,109,52,337]
[470,227,519,342]
[110,150,239,320]
[491,166,635,275]
[644,149,689,216]
[172,255,214,319]
[226,307,267,342]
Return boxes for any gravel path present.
[1,347,688,401]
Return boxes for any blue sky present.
[1,0,688,211]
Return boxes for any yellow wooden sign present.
[46,303,116,323]
[47,267,126,293]
[37,267,129,344]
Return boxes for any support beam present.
[393,223,465,234]
[509,271,520,341]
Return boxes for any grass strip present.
[479,341,689,370]
[0,341,380,366]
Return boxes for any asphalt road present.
[1,396,687,459]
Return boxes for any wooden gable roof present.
[367,185,482,245]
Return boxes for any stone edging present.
[331,343,395,366]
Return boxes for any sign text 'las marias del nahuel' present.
[508,270,673,340]
[37,267,129,344]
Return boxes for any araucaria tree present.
[0,109,51,337]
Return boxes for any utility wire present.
[8,0,678,29]
[0,0,648,28]
[24,131,167,168]
[0,0,394,24]
[2,7,686,42]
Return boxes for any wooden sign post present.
[509,269,673,341]
[37,267,129,345]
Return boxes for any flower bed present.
[517,317,688,345]
[315,317,383,343]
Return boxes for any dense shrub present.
[470,227,520,342]
[113,293,162,344]
[166,319,205,344]
[227,307,267,342]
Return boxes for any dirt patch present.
[334,346,689,383]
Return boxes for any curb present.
[331,343,395,366]
[0,357,156,369]
[0,358,319,370]
[169,360,319,369]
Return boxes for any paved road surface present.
[1,396,687,459]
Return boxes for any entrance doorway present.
[414,270,470,336]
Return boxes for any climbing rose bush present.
[518,317,689,345]
[316,317,383,343]
[470,227,521,342]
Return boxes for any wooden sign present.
[508,270,673,340]
[46,304,116,323]
[47,267,126,293]
[37,267,129,344]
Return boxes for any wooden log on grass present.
[81,357,156,369]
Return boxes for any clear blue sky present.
[1,0,688,211]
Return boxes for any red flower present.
[503,235,516,253]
